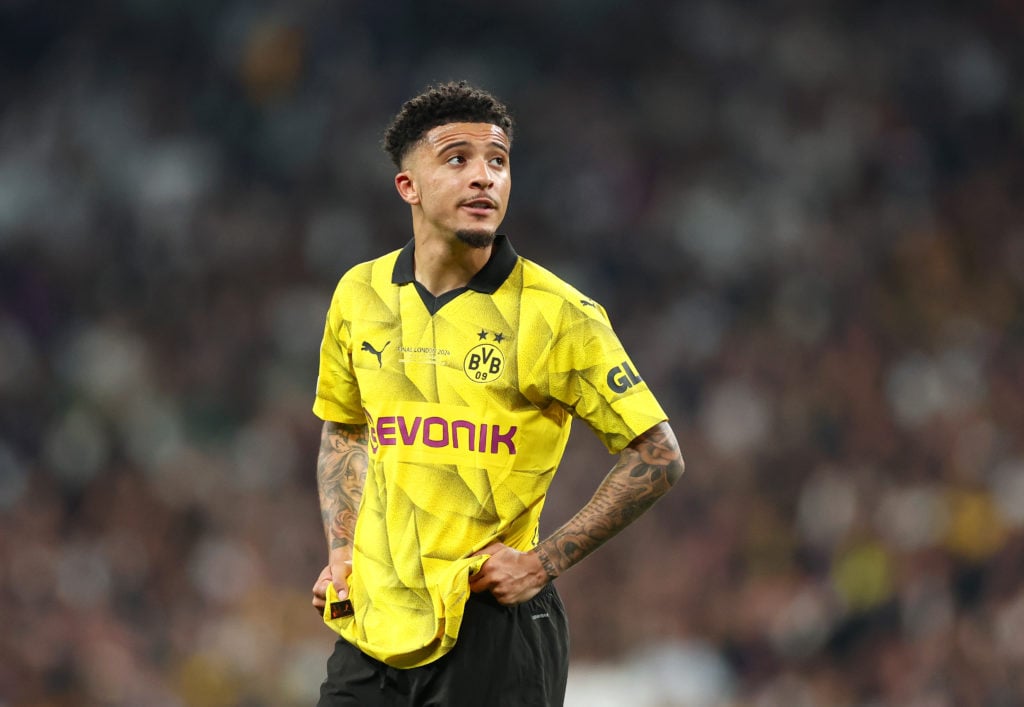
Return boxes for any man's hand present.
[311,557,352,614]
[312,564,332,613]
[469,542,549,605]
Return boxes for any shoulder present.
[519,257,610,325]
[337,248,401,286]
[323,250,403,328]
[332,249,402,300]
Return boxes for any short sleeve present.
[313,278,365,424]
[547,300,667,453]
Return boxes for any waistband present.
[467,581,557,608]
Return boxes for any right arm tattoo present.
[317,421,369,551]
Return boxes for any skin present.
[394,122,511,296]
[467,421,683,605]
[313,421,368,608]
[312,121,685,611]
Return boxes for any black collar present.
[391,234,519,294]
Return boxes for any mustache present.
[458,196,497,208]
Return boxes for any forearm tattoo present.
[317,421,369,551]
[536,422,684,579]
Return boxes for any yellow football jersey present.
[313,235,667,668]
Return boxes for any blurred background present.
[1,0,1023,705]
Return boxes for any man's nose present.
[469,158,495,189]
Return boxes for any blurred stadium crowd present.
[2,0,1023,705]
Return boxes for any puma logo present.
[361,340,390,368]
[580,299,597,308]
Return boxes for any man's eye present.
[447,155,465,165]
[490,157,505,166]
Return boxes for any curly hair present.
[382,81,514,168]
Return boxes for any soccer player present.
[310,81,685,706]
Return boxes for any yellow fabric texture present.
[314,246,667,668]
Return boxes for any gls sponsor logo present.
[606,360,642,394]
[363,408,517,455]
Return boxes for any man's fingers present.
[469,569,493,593]
[328,560,353,599]
[313,568,332,598]
[312,563,336,614]
[470,541,505,558]
[312,590,327,612]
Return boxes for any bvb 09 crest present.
[464,343,505,383]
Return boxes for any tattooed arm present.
[312,420,369,611]
[532,421,683,581]
[469,421,684,604]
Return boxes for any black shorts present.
[318,583,570,707]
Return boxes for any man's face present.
[397,122,511,247]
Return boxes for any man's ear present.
[395,171,420,205]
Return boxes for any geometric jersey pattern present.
[313,236,667,668]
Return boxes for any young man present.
[310,81,685,706]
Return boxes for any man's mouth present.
[461,198,496,212]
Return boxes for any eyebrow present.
[435,140,510,155]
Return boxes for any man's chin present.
[455,230,496,249]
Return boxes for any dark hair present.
[382,81,514,168]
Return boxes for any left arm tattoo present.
[533,421,685,580]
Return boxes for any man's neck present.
[413,234,492,297]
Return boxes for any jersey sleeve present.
[548,299,667,454]
[313,277,365,424]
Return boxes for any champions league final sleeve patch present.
[330,599,353,619]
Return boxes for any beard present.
[455,229,496,249]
